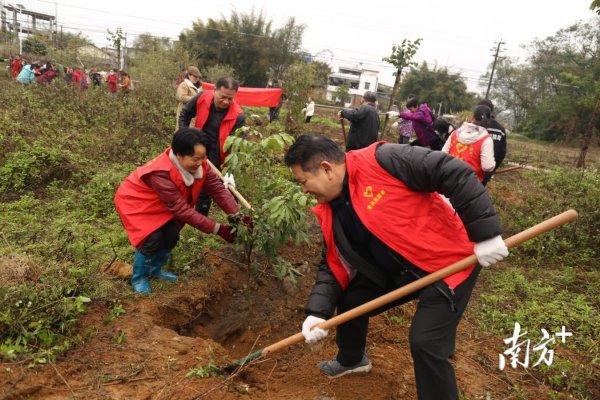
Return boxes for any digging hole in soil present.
[166,248,315,360]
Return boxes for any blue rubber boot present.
[131,250,152,294]
[149,249,177,282]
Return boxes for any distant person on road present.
[398,98,442,150]
[442,105,495,183]
[175,66,202,131]
[178,77,246,215]
[477,99,507,185]
[284,134,508,400]
[338,91,380,151]
[114,128,241,294]
[302,97,315,123]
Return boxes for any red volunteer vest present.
[448,131,490,182]
[312,143,475,289]
[114,148,207,247]
[194,92,243,165]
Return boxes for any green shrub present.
[224,132,314,273]
[494,167,599,267]
[0,139,75,196]
[473,164,600,399]
[0,281,90,362]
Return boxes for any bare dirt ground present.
[0,227,562,400]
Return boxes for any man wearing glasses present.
[178,76,246,215]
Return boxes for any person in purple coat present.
[399,98,443,150]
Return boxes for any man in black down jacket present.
[284,135,508,400]
[478,99,507,186]
[338,91,380,151]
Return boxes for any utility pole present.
[122,33,127,71]
[485,40,504,99]
[53,0,57,48]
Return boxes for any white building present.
[326,66,379,107]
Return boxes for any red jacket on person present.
[11,58,22,78]
[72,69,82,85]
[194,92,243,165]
[106,73,119,92]
[114,149,208,247]
[312,143,476,289]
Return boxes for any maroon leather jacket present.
[141,167,238,233]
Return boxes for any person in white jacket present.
[302,97,315,123]
[442,105,495,183]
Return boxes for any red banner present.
[201,82,283,107]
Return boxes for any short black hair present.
[406,98,419,109]
[171,128,211,156]
[363,91,377,103]
[477,99,494,112]
[216,77,240,92]
[433,118,450,133]
[284,134,345,172]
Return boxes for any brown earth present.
[1,233,561,400]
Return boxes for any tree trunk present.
[382,69,402,139]
[575,97,600,168]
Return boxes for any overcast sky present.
[8,0,597,93]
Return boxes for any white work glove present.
[222,172,236,189]
[386,111,399,118]
[391,121,399,129]
[302,315,329,344]
[474,235,509,267]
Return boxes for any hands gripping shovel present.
[206,159,252,211]
[218,209,578,373]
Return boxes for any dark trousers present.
[269,107,280,122]
[139,220,180,256]
[335,266,481,400]
[398,135,411,144]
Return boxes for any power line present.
[10,5,490,85]
[32,0,497,69]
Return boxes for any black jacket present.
[487,118,507,168]
[342,103,380,151]
[305,143,502,318]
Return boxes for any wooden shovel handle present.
[340,119,347,145]
[261,209,578,357]
[494,166,523,176]
[206,159,253,210]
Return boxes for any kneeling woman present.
[115,128,239,293]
